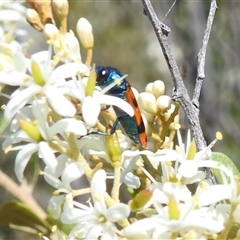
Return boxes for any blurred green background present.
[1,0,240,239]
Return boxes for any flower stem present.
[111,162,121,202]
[85,48,93,66]
[67,133,80,160]
[0,170,46,219]
[48,141,72,156]
[72,187,91,197]
[59,16,67,34]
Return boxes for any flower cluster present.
[0,1,240,240]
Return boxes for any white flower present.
[53,31,82,63]
[0,49,88,121]
[78,137,152,188]
[44,159,85,218]
[0,2,27,43]
[65,73,134,128]
[146,130,222,185]
[2,100,87,181]
[61,169,130,239]
[124,193,225,239]
[0,42,26,72]
[0,2,26,22]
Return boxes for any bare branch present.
[141,0,217,184]
[192,0,218,108]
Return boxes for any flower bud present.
[152,80,165,98]
[129,188,153,212]
[146,122,153,137]
[76,18,94,49]
[19,119,43,142]
[27,0,54,26]
[142,109,154,124]
[169,115,179,130]
[52,0,69,20]
[163,104,175,121]
[138,92,157,115]
[105,132,122,163]
[145,82,153,93]
[43,23,59,43]
[25,8,43,31]
[157,95,171,113]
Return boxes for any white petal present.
[124,218,158,237]
[0,9,23,21]
[38,141,57,169]
[91,170,107,212]
[0,71,28,85]
[178,161,198,178]
[106,203,130,221]
[10,105,32,132]
[82,96,100,127]
[52,62,89,80]
[181,214,224,233]
[63,79,85,100]
[64,33,82,62]
[2,130,31,150]
[101,225,117,240]
[163,182,192,203]
[4,85,40,120]
[44,167,62,188]
[45,154,70,178]
[13,51,27,72]
[198,185,232,207]
[89,149,111,163]
[184,171,206,184]
[85,224,103,240]
[61,207,92,224]
[32,100,50,139]
[123,172,140,189]
[32,100,49,124]
[91,169,106,196]
[49,195,65,219]
[45,87,76,117]
[49,118,87,137]
[31,51,48,64]
[97,95,134,117]
[14,143,38,181]
[61,162,84,185]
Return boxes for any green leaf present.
[210,152,240,184]
[0,201,53,235]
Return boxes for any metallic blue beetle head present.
[95,66,127,95]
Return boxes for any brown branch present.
[192,0,218,108]
[141,0,217,184]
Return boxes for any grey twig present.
[141,0,217,184]
[192,0,218,109]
